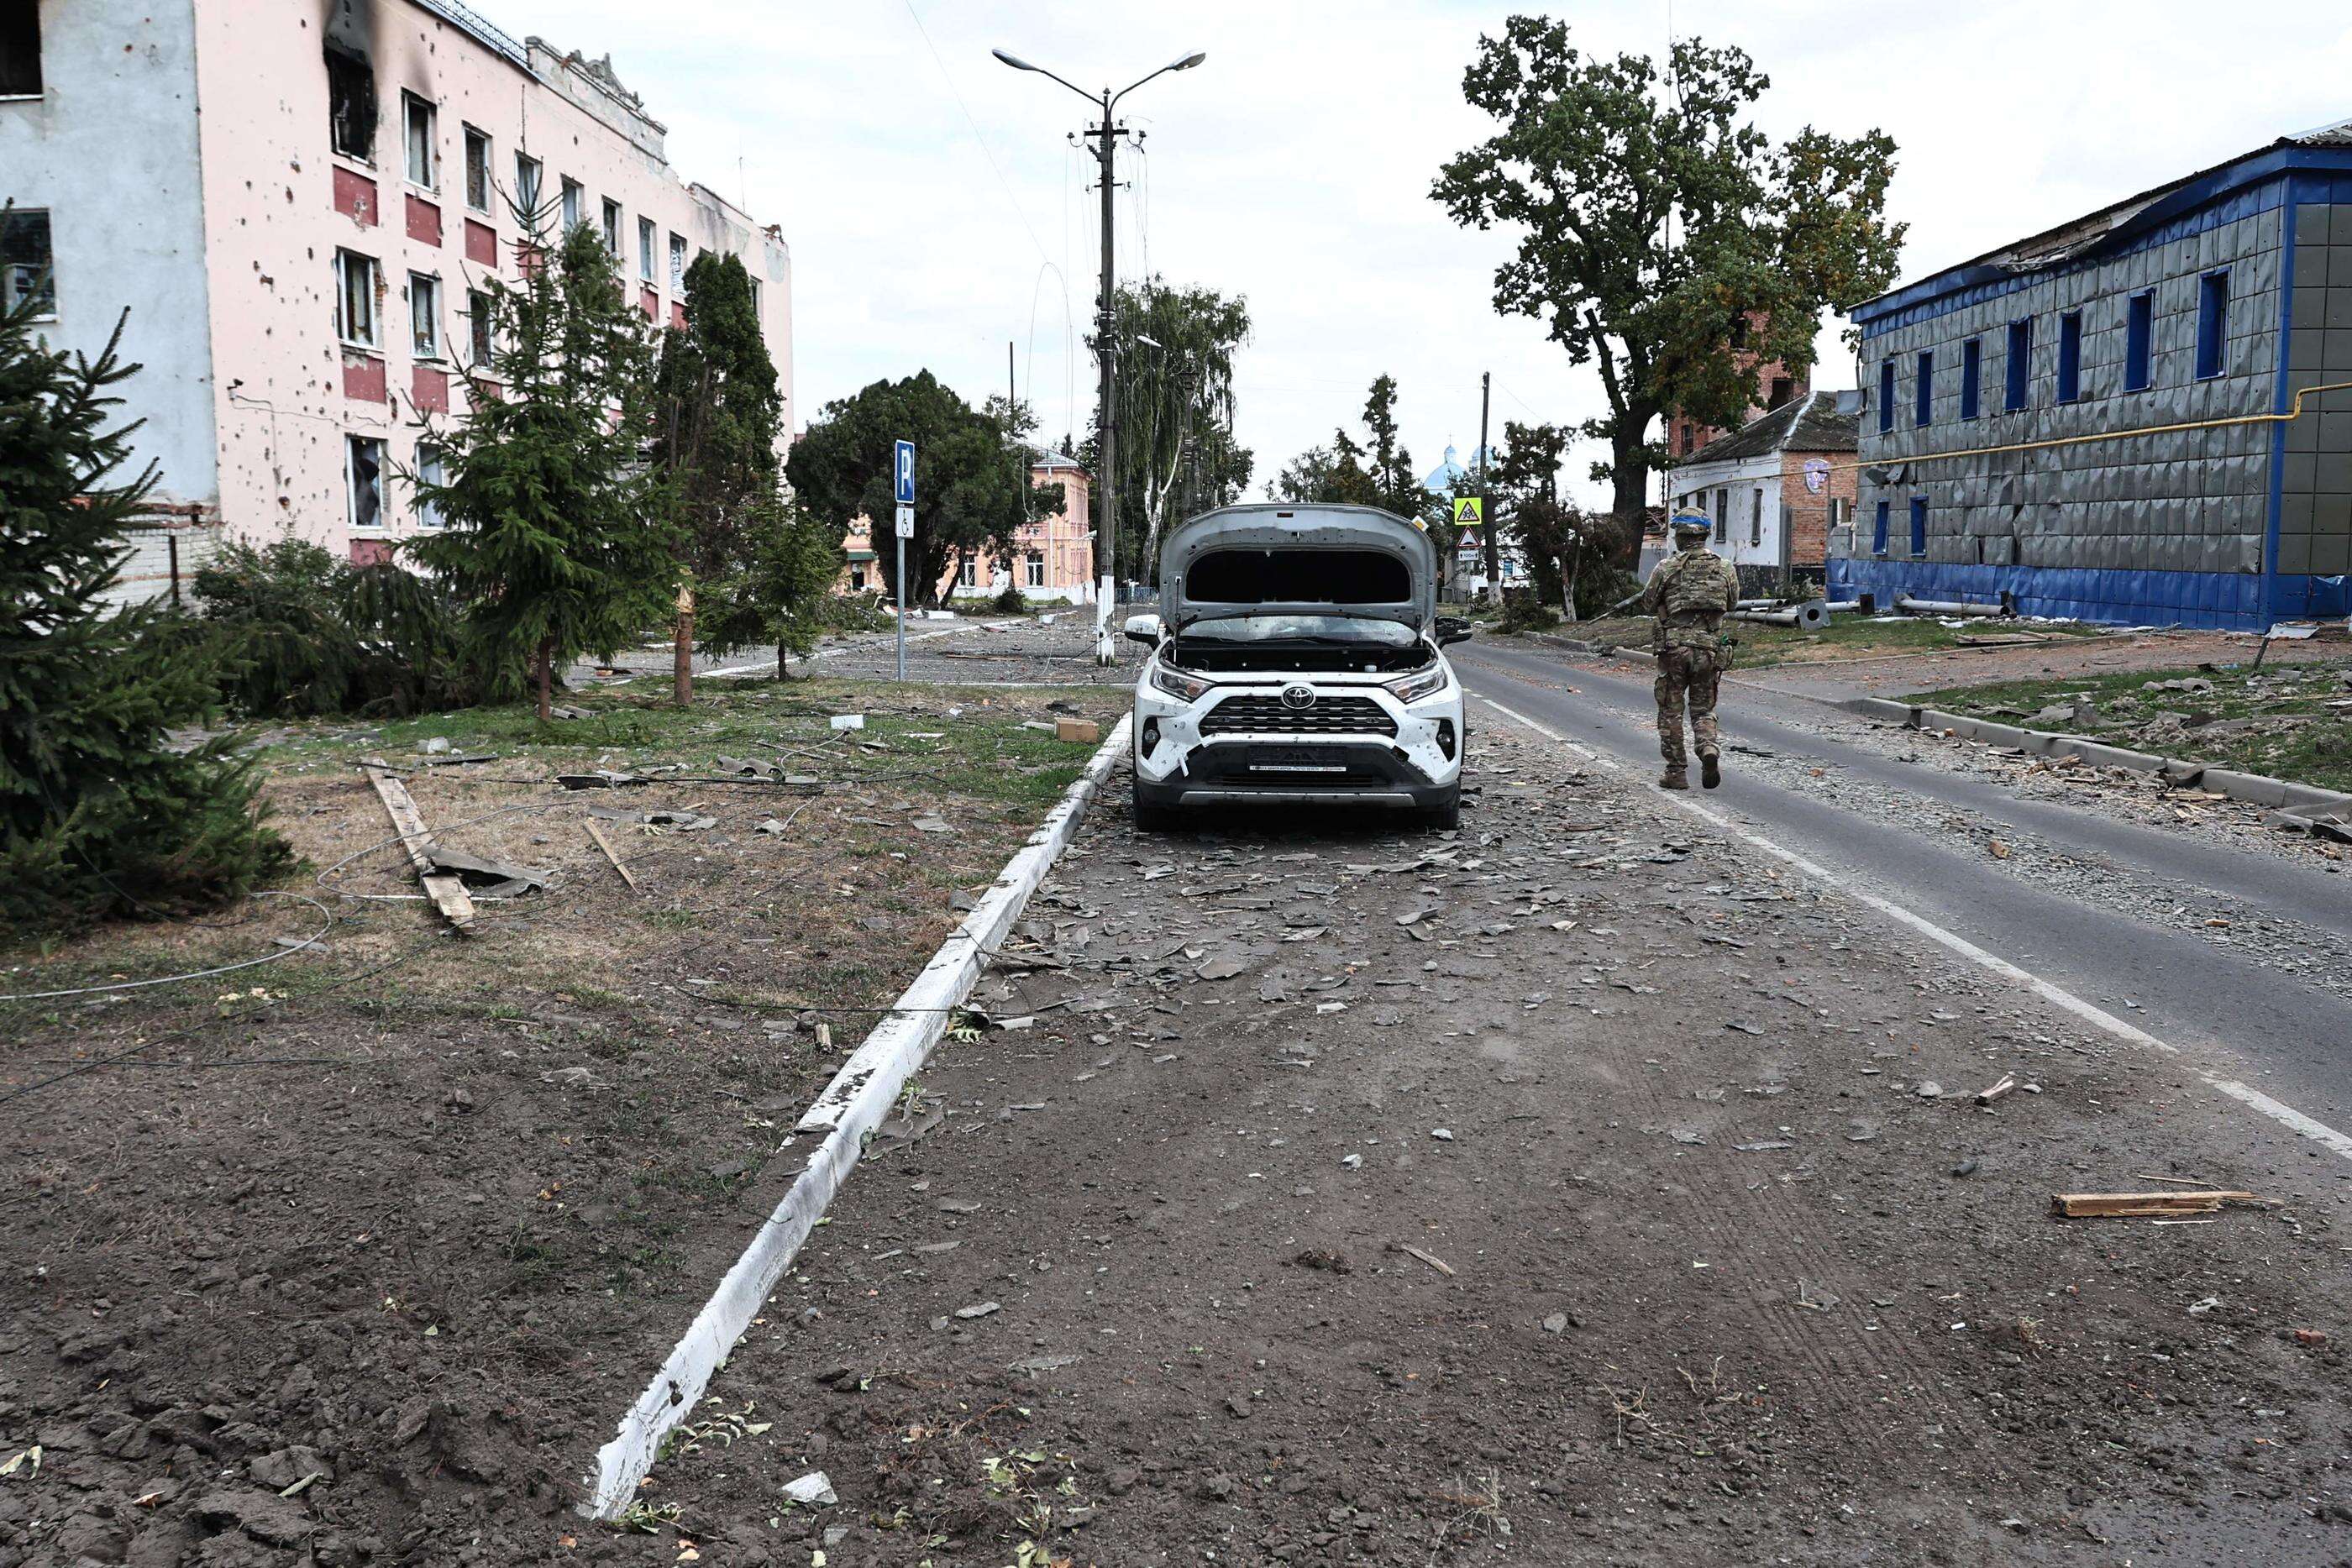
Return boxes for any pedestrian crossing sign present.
[1452,496,1483,526]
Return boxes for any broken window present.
[414,443,447,529]
[334,249,379,346]
[403,93,437,188]
[347,435,386,532]
[601,199,622,256]
[409,272,440,359]
[669,232,687,293]
[327,47,375,162]
[0,2,41,97]
[559,177,582,230]
[2,207,54,317]
[467,287,493,365]
[514,153,542,214]
[637,217,656,282]
[463,125,491,211]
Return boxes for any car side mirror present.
[1122,612,1162,647]
[1435,616,1473,647]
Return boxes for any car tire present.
[1131,777,1179,833]
[1417,790,1461,831]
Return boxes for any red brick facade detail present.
[464,218,497,269]
[341,351,386,403]
[332,165,377,227]
[348,538,395,567]
[410,363,450,414]
[669,300,687,330]
[405,193,441,246]
[1776,452,1856,573]
[1662,311,1809,459]
[640,286,659,321]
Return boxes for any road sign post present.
[894,441,915,681]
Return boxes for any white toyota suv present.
[1126,503,1471,831]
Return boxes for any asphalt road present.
[1456,637,2352,1143]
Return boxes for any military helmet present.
[1668,512,1712,539]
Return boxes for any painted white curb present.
[581,714,1132,1519]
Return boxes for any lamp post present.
[993,45,1205,663]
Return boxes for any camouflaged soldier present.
[1639,516,1740,790]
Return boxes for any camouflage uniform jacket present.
[1640,548,1740,654]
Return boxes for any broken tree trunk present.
[674,578,695,709]
[364,763,475,933]
[2050,1190,2258,1219]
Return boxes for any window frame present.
[514,153,543,215]
[0,3,44,98]
[1749,485,1763,548]
[2124,290,2155,392]
[402,92,438,191]
[408,270,442,360]
[1872,500,1890,557]
[414,442,448,530]
[334,248,381,349]
[1877,359,1895,434]
[2196,270,2230,380]
[1908,496,1928,559]
[1914,349,1933,428]
[1712,488,1728,543]
[466,286,495,367]
[1960,337,1982,421]
[601,199,623,257]
[2055,311,2083,403]
[638,217,657,283]
[1,207,57,319]
[1025,551,1045,588]
[559,176,584,231]
[669,232,689,293]
[326,45,375,164]
[462,124,492,213]
[346,434,388,534]
[2004,318,2033,412]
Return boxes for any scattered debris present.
[782,1471,837,1507]
[828,715,865,732]
[1974,1074,2018,1104]
[1056,717,1101,744]
[1430,1128,1454,1141]
[1388,1242,1456,1277]
[1290,1249,1353,1273]
[363,763,475,932]
[953,1300,1001,1320]
[2051,1190,2261,1219]
[1950,1158,1980,1178]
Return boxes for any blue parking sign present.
[895,440,916,506]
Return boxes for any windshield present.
[1184,548,1412,606]
[1179,616,1418,647]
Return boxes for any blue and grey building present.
[1834,121,2352,629]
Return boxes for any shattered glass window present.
[464,127,491,212]
[347,436,385,532]
[2,207,54,317]
[327,48,375,162]
[336,249,378,346]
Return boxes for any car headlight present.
[1149,663,1212,703]
[1383,664,1449,704]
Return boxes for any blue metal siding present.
[1827,558,2266,629]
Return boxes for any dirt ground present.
[588,721,2351,1566]
[0,680,1124,1568]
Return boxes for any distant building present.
[1835,120,2352,628]
[1662,391,1859,590]
[840,449,1094,603]
[1662,311,1810,462]
[0,0,792,593]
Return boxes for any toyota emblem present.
[1279,684,1315,711]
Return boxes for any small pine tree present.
[696,493,846,679]
[0,295,289,928]
[408,220,682,720]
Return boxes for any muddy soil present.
[622,721,2352,1567]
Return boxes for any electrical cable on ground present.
[0,890,336,1003]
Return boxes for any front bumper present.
[1131,671,1462,810]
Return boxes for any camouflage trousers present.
[1653,645,1725,771]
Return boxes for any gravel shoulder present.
[617,721,2352,1567]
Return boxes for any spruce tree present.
[696,492,845,679]
[0,294,289,927]
[408,221,681,720]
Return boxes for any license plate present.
[1249,749,1347,774]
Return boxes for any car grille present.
[1198,694,1398,737]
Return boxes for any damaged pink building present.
[0,0,792,590]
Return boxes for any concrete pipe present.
[1730,600,1830,630]
[1895,595,2008,618]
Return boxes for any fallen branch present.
[1388,1242,1456,1277]
[583,820,638,890]
[2050,1190,2260,1219]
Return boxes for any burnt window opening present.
[347,435,386,532]
[327,47,375,162]
[2,207,55,317]
[0,2,41,97]
[1729,315,1751,349]
[463,126,491,211]
[1184,548,1411,605]
[1767,375,1793,409]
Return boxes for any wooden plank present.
[2050,1190,2256,1218]
[583,819,638,890]
[363,763,475,932]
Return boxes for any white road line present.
[700,618,1029,679]
[1478,694,2352,1165]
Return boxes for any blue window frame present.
[1914,350,1933,427]
[2124,291,2154,391]
[1908,496,1928,558]
[2005,318,2032,412]
[2197,270,2229,380]
[1872,500,1890,555]
[1877,359,1895,433]
[2056,311,2082,403]
[1961,338,1982,420]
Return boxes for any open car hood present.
[1158,504,1436,632]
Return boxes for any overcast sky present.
[483,0,2352,506]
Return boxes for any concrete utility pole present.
[994,46,1205,664]
[1478,371,1498,595]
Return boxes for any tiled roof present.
[1677,391,1856,468]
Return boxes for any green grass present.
[1905,662,2352,792]
[1536,612,2103,668]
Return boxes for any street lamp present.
[995,45,1205,663]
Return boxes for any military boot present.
[1700,754,1721,789]
[1659,768,1688,791]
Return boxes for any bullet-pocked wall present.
[1834,134,2352,629]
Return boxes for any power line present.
[900,0,1053,269]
